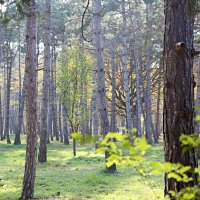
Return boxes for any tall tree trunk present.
[121,0,132,131]
[110,53,117,132]
[20,1,37,199]
[92,58,99,136]
[0,87,3,140]
[52,44,59,141]
[14,28,27,145]
[163,0,198,195]
[4,37,11,144]
[92,0,116,172]
[155,62,162,143]
[132,44,142,137]
[145,2,154,143]
[63,108,69,145]
[38,0,51,162]
[195,57,200,134]
[14,70,26,145]
[58,97,63,142]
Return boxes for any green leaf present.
[182,193,195,200]
[71,132,82,140]
[168,172,182,181]
[179,166,191,174]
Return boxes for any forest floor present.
[0,136,164,200]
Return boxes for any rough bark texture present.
[38,0,51,162]
[93,0,116,172]
[121,0,132,131]
[20,0,37,199]
[195,57,200,134]
[163,0,198,195]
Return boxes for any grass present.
[0,135,164,200]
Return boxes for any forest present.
[0,0,200,199]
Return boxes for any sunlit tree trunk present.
[132,44,142,137]
[38,0,51,162]
[4,32,12,144]
[110,53,117,132]
[63,108,69,145]
[21,0,37,198]
[145,2,154,143]
[163,0,198,195]
[93,0,116,172]
[121,0,132,131]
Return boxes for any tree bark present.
[163,0,198,195]
[92,0,116,172]
[0,87,3,141]
[38,0,51,162]
[63,108,69,145]
[120,0,132,131]
[110,53,117,132]
[20,0,37,199]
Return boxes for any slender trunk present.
[110,53,117,132]
[0,87,3,140]
[145,3,154,143]
[4,37,11,144]
[93,0,116,172]
[58,97,63,142]
[92,58,99,136]
[20,1,37,198]
[63,108,69,145]
[38,0,51,162]
[155,63,162,143]
[52,44,59,141]
[132,44,142,137]
[121,0,132,131]
[14,71,27,144]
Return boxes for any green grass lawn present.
[0,136,164,200]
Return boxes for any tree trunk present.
[92,0,116,172]
[4,28,13,144]
[63,108,69,145]
[132,44,142,137]
[58,97,63,142]
[110,53,117,132]
[121,0,132,131]
[155,62,162,143]
[0,87,3,141]
[163,0,198,195]
[145,3,154,143]
[14,71,26,145]
[38,0,51,162]
[20,1,37,199]
[92,57,99,136]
